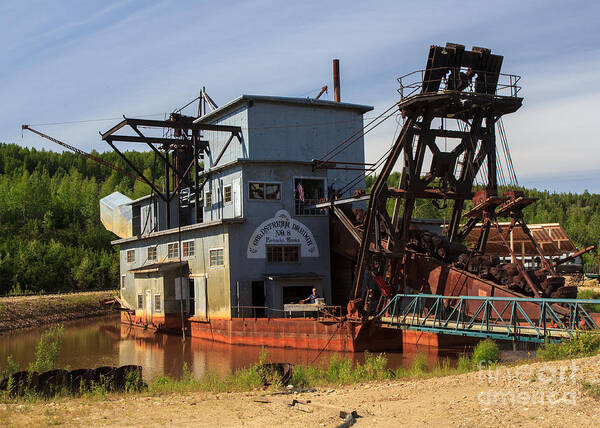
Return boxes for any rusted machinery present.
[317,43,593,320]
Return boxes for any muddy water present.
[0,315,467,380]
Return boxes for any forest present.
[0,143,160,295]
[0,143,598,295]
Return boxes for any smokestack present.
[333,59,340,102]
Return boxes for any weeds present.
[577,289,600,313]
[581,380,600,400]
[537,332,600,360]
[29,325,64,373]
[472,339,499,367]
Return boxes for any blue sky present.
[1,0,599,193]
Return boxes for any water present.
[0,315,466,380]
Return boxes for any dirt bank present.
[1,354,599,427]
[0,291,118,332]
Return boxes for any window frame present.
[137,294,143,310]
[205,191,212,208]
[120,274,127,289]
[223,184,232,204]
[266,245,300,263]
[167,242,180,259]
[182,240,195,258]
[147,246,157,261]
[293,176,327,216]
[248,181,281,201]
[154,294,162,312]
[209,248,225,268]
[126,249,135,264]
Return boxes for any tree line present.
[0,143,598,295]
[0,143,161,295]
[365,173,600,265]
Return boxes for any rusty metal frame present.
[101,115,242,229]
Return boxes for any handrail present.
[375,294,600,343]
[397,66,522,100]
[232,305,343,320]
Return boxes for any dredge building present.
[101,94,372,332]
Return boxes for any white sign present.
[247,210,319,258]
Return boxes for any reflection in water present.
[0,316,465,380]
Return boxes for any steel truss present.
[378,294,600,343]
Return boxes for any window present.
[182,240,195,258]
[294,178,325,215]
[168,243,179,259]
[249,182,280,200]
[249,182,264,199]
[120,275,126,289]
[137,294,143,310]
[154,295,162,312]
[147,246,157,261]
[265,183,280,200]
[126,249,135,263]
[209,248,224,267]
[205,191,212,207]
[266,245,299,263]
[224,185,232,204]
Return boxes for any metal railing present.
[397,67,522,100]
[376,294,600,343]
[232,305,343,320]
[295,198,326,216]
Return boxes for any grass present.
[537,331,600,361]
[581,380,600,400]
[577,289,600,313]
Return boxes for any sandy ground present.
[0,291,116,331]
[2,355,599,427]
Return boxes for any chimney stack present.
[333,59,340,102]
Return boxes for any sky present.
[1,0,599,193]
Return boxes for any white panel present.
[145,289,152,322]
[194,277,207,320]
[175,277,189,300]
[232,177,241,217]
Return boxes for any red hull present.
[121,313,479,352]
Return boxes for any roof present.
[194,94,374,124]
[111,218,246,245]
[463,222,577,257]
[129,261,188,274]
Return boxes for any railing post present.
[542,302,547,339]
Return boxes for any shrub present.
[325,355,353,384]
[354,352,388,381]
[472,339,499,368]
[29,325,64,373]
[537,332,600,360]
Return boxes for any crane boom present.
[21,125,145,183]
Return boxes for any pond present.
[0,315,478,380]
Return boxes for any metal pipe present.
[333,59,340,102]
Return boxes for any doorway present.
[251,281,265,317]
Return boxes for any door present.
[232,178,242,217]
[194,277,207,320]
[251,281,265,317]
[145,289,152,323]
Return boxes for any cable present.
[26,113,167,127]
[317,102,399,164]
